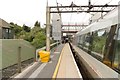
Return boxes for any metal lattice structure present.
[45,0,118,51]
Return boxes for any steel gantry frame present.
[62,24,88,33]
[49,5,118,13]
[46,0,118,51]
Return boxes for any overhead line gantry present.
[46,0,118,51]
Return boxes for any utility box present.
[39,51,50,63]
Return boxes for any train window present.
[79,36,83,44]
[79,35,85,47]
[84,34,91,49]
[82,33,93,53]
[113,27,120,71]
[92,29,107,55]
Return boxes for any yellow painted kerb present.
[52,44,65,79]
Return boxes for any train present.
[73,7,120,73]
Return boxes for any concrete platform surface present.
[15,44,64,78]
[56,43,82,78]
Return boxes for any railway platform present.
[14,43,82,79]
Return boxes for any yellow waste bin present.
[39,51,50,62]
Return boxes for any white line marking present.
[54,52,60,54]
[49,61,52,63]
[29,63,47,78]
[14,62,39,78]
[48,55,54,63]
[50,55,54,58]
[68,44,83,78]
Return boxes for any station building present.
[0,18,14,39]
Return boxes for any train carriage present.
[73,7,120,73]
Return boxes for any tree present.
[9,21,48,49]
[10,22,22,34]
[22,24,31,32]
[34,21,41,28]
[31,32,46,48]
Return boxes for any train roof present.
[77,8,118,36]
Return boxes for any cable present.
[92,0,99,5]
[68,13,73,31]
[90,0,114,21]
[107,0,113,4]
[73,0,76,3]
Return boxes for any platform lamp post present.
[46,0,51,51]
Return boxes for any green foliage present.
[34,21,40,27]
[22,24,31,32]
[31,32,46,48]
[10,22,22,34]
[17,30,27,39]
[92,33,107,54]
[10,21,47,49]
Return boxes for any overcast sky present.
[0,0,119,27]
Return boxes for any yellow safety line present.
[52,44,66,80]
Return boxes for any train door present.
[113,25,120,72]
[103,24,117,67]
